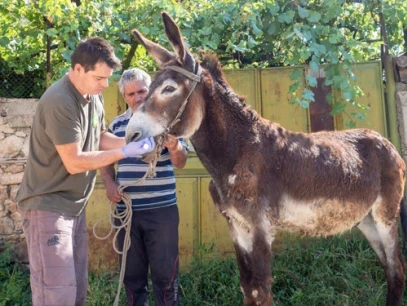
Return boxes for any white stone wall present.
[0,98,38,262]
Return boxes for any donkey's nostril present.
[130,132,141,143]
[125,127,143,144]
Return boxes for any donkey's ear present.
[162,12,196,71]
[162,12,185,62]
[132,29,174,68]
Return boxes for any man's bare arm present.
[55,141,125,174]
[99,130,126,150]
[100,163,116,184]
[100,163,122,203]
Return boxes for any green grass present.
[0,246,31,306]
[2,232,407,305]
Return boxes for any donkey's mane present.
[200,52,259,122]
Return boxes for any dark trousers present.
[116,205,179,306]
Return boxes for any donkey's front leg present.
[226,209,274,306]
[208,180,273,305]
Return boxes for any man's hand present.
[163,134,187,169]
[163,134,181,151]
[105,180,122,203]
[122,137,155,158]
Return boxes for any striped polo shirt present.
[109,108,187,211]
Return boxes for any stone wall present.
[0,98,38,262]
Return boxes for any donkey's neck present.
[190,82,260,183]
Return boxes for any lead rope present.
[93,64,201,305]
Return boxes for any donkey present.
[125,12,407,306]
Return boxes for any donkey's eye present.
[162,85,176,94]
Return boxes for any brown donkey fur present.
[126,12,407,306]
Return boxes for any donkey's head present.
[125,12,205,144]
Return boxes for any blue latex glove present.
[121,137,155,158]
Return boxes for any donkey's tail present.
[399,198,407,254]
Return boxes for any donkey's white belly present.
[224,193,375,253]
[277,193,373,236]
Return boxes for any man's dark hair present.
[70,37,122,72]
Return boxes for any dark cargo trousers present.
[21,210,88,306]
[116,204,180,306]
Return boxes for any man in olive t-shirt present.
[17,74,106,216]
[16,37,154,306]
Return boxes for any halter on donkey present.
[125,12,407,306]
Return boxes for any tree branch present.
[379,10,389,55]
[12,45,59,61]
[121,39,139,71]
[42,17,54,74]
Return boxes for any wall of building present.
[0,98,37,262]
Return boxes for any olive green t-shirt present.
[17,75,106,216]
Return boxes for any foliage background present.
[1,0,406,113]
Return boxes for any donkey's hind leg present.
[357,213,386,264]
[358,212,405,306]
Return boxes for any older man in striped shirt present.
[100,68,188,306]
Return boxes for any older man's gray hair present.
[118,68,151,96]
